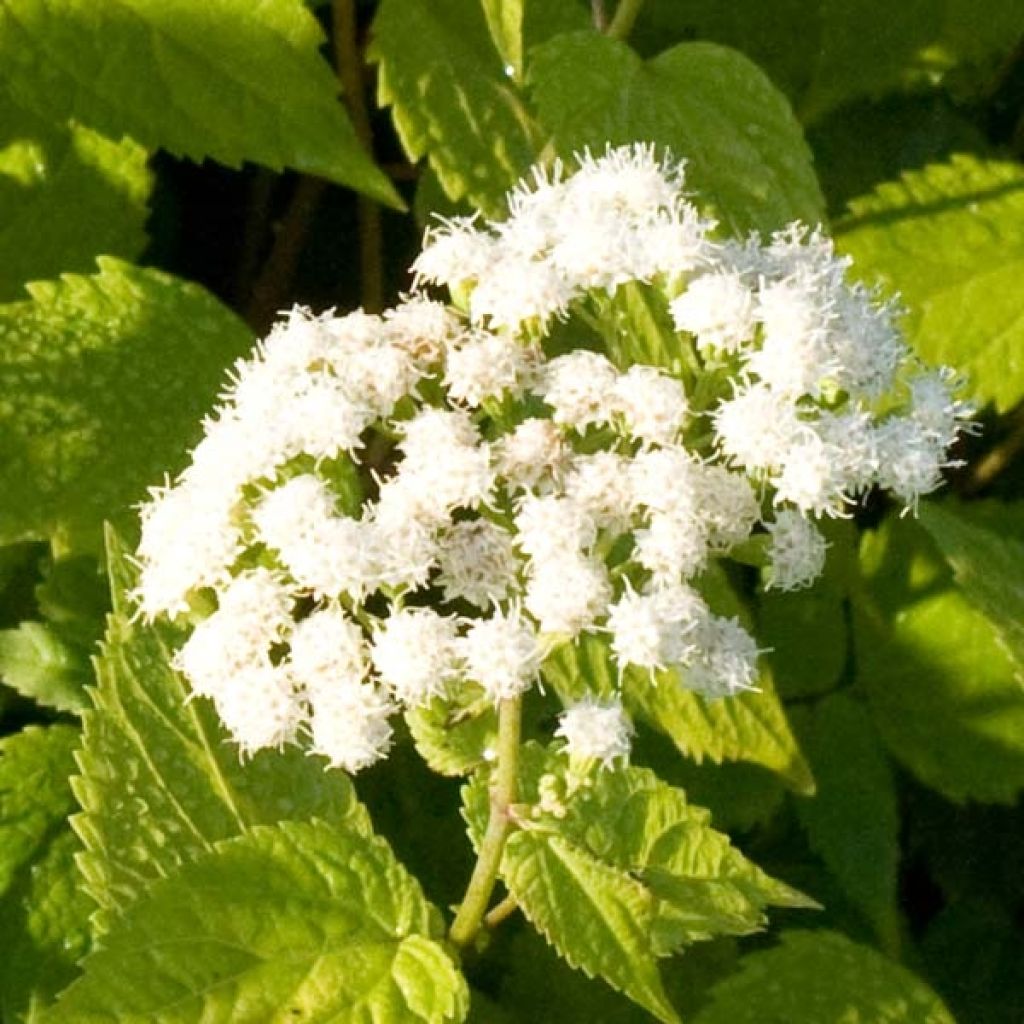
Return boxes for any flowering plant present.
[1,3,1020,1023]
[120,145,967,1014]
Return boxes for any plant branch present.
[333,0,384,312]
[591,0,608,31]
[448,696,522,949]
[963,402,1024,494]
[605,0,645,41]
[483,893,519,929]
[245,176,327,332]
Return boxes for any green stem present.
[448,696,523,949]
[605,0,645,40]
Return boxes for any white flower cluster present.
[135,145,969,774]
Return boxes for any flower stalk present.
[449,695,522,949]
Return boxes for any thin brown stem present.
[245,176,327,332]
[333,0,384,312]
[963,403,1024,494]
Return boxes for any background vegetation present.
[0,1,1022,1021]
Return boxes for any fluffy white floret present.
[524,555,611,636]
[444,331,535,406]
[540,350,619,430]
[307,685,395,773]
[765,511,828,590]
[436,519,519,608]
[371,608,461,706]
[288,606,368,696]
[670,271,756,353]
[460,608,542,701]
[613,365,688,445]
[555,695,634,767]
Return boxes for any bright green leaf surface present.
[1,829,94,1022]
[0,725,92,1020]
[919,501,1024,677]
[792,694,900,946]
[405,684,498,777]
[693,929,956,1024]
[838,155,1024,412]
[0,259,253,552]
[0,724,78,897]
[463,745,809,1021]
[370,0,539,216]
[544,633,814,793]
[0,621,91,713]
[502,829,679,1024]
[44,820,468,1023]
[74,532,372,923]
[853,514,1024,803]
[0,92,150,301]
[0,0,398,205]
[529,32,824,234]
[480,0,523,78]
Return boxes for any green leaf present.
[0,724,78,897]
[480,0,523,78]
[0,259,253,552]
[0,621,91,713]
[44,820,468,1023]
[74,531,372,924]
[798,0,1024,124]
[918,501,1024,678]
[853,514,1024,803]
[544,632,814,793]
[502,830,680,1023]
[756,518,855,700]
[463,745,810,1022]
[0,0,399,206]
[693,929,956,1024]
[528,32,824,234]
[405,684,498,776]
[0,92,151,301]
[837,155,1024,412]
[792,694,900,947]
[370,0,539,216]
[0,725,92,1020]
[1,829,94,1022]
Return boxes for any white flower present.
[714,384,806,473]
[633,512,708,584]
[436,519,519,609]
[497,418,570,493]
[683,615,760,698]
[612,365,688,445]
[563,452,636,533]
[555,695,633,767]
[384,295,460,367]
[670,271,756,353]
[371,607,462,706]
[307,685,395,772]
[213,662,303,755]
[414,215,497,286]
[515,494,596,561]
[765,511,828,590]
[445,330,534,406]
[540,350,620,430]
[696,465,761,549]
[460,608,542,701]
[524,555,611,636]
[288,606,368,697]
[135,480,241,618]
